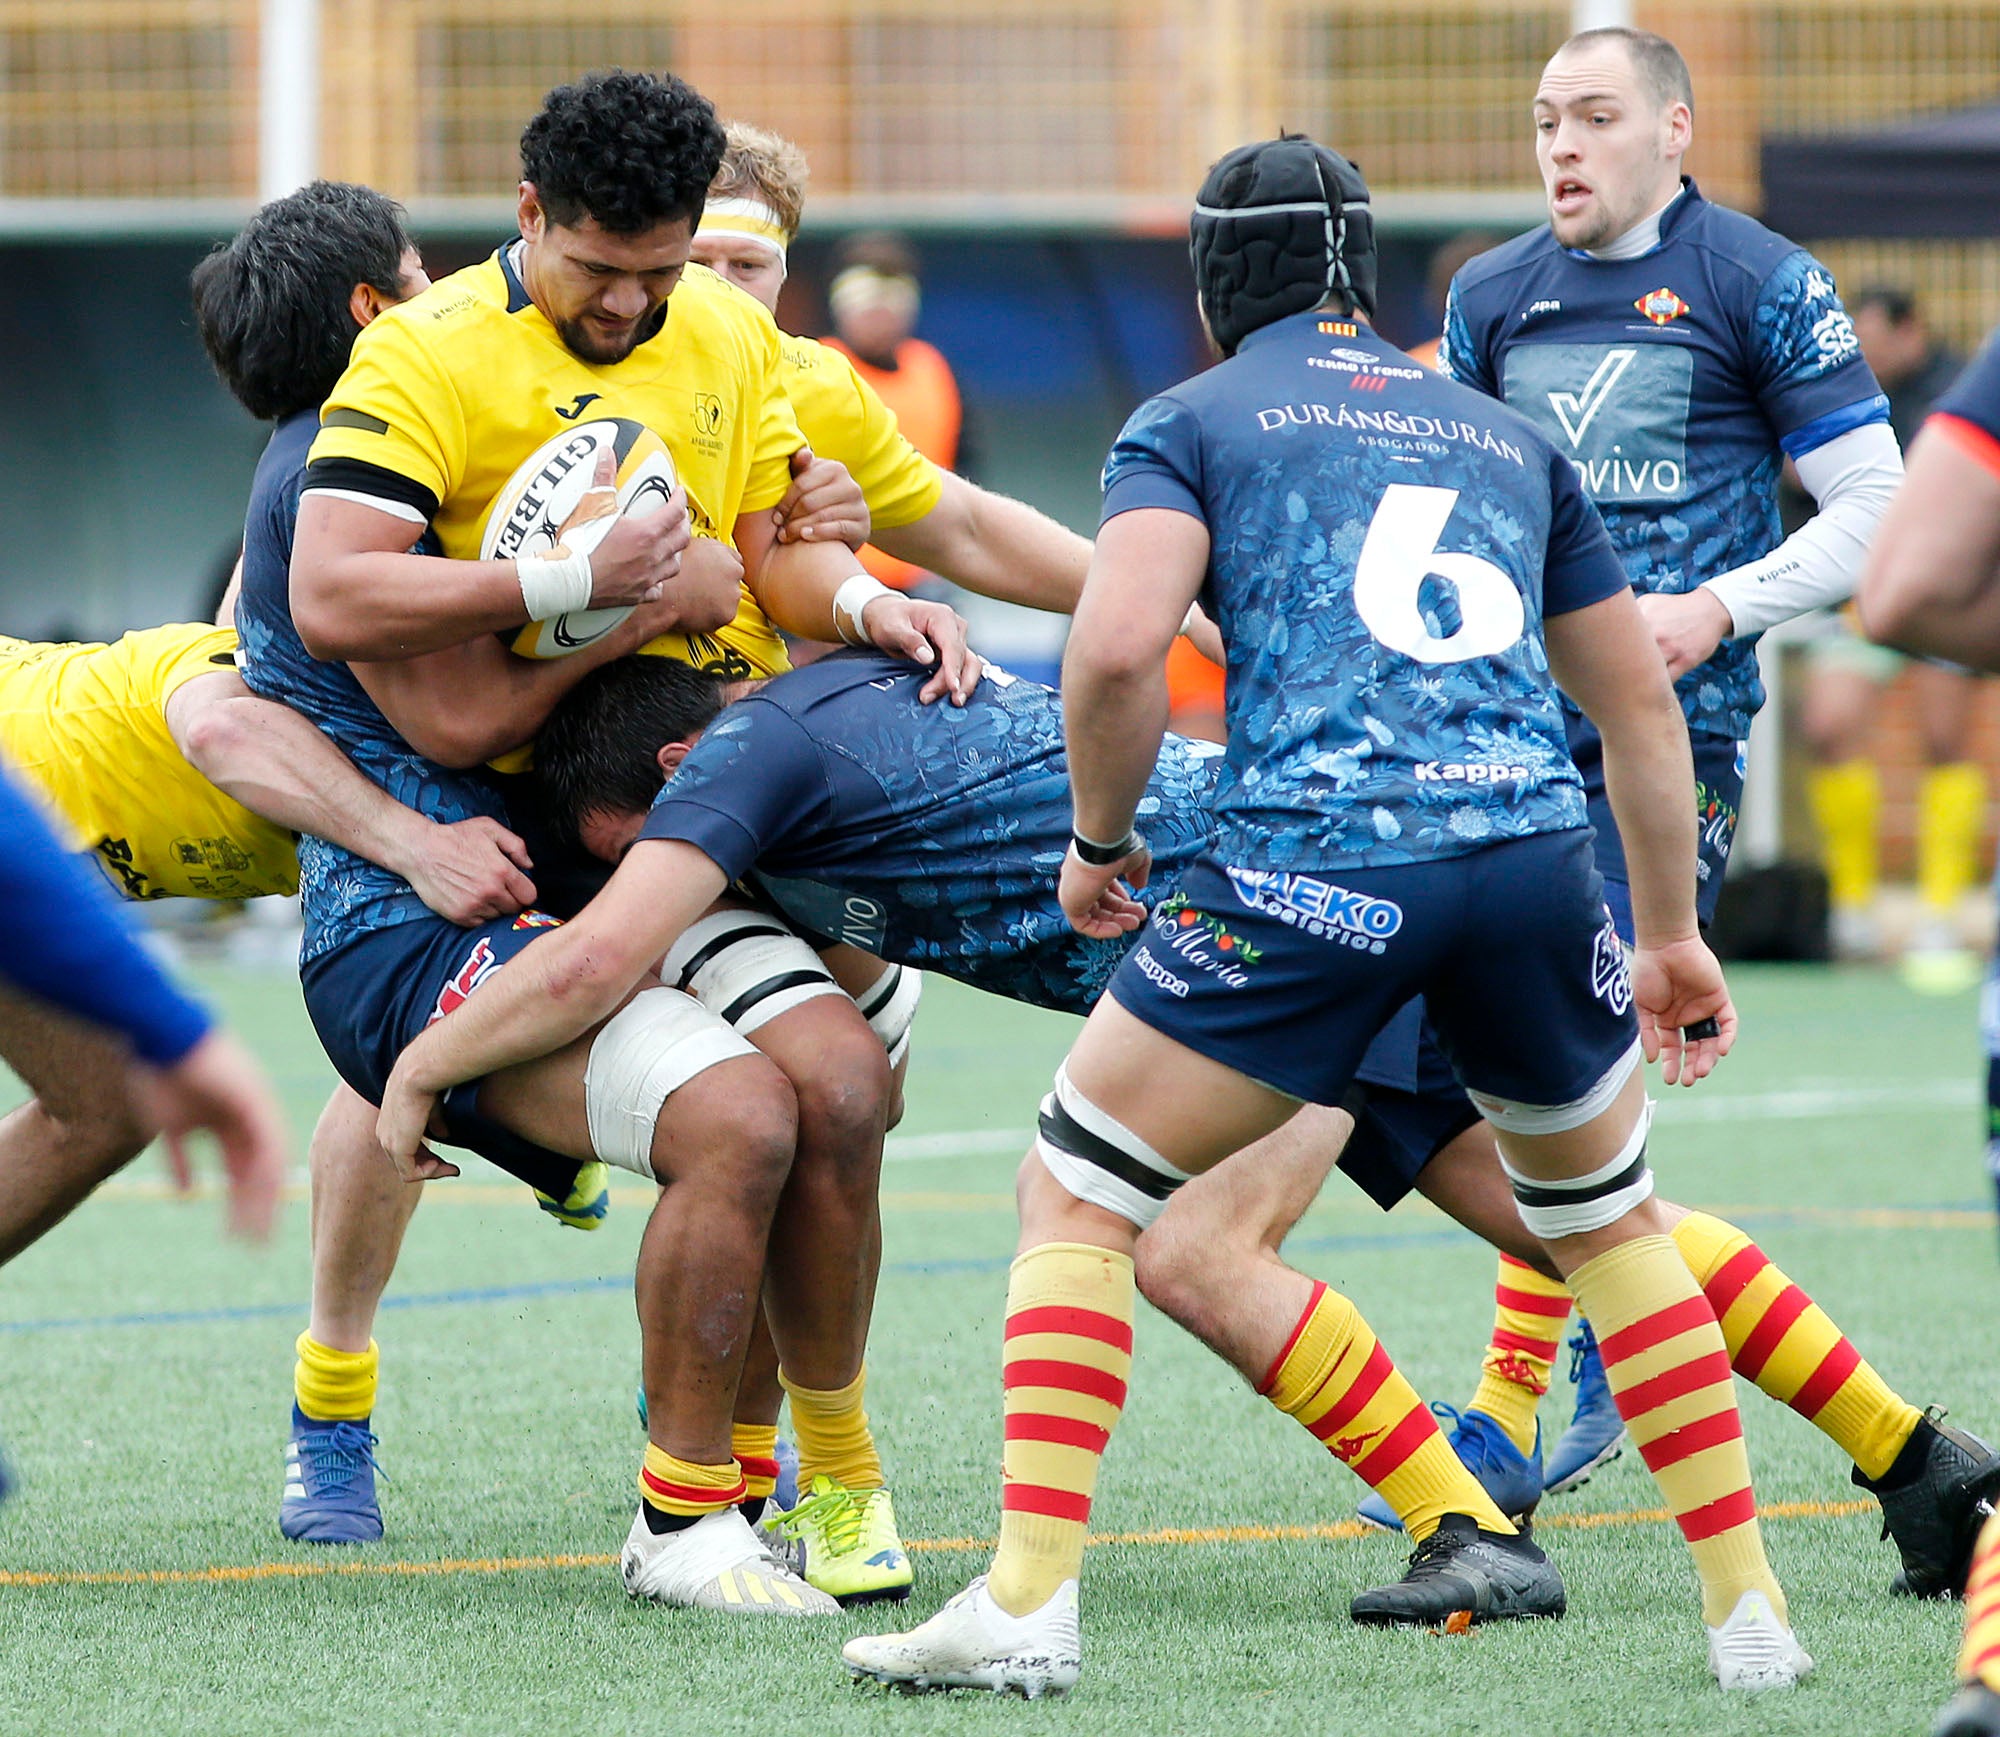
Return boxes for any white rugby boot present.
[619,1505,838,1614]
[843,1574,1081,1697]
[1705,1589,1813,1690]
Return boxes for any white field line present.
[883,1078,1977,1157]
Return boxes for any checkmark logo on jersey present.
[554,392,602,421]
[1546,348,1636,447]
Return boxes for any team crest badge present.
[1634,287,1690,327]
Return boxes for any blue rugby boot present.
[280,1404,384,1544]
[1356,1404,1542,1532]
[1543,1323,1628,1496]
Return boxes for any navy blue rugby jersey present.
[234,408,512,964]
[1098,310,1628,875]
[634,650,1223,1012]
[1441,180,1889,741]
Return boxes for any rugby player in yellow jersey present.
[0,617,535,1266]
[254,76,970,1609]
[693,123,1094,615]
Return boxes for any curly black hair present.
[190,180,411,421]
[521,70,726,235]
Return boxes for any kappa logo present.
[693,392,724,436]
[1634,286,1690,327]
[1520,298,1562,321]
[1329,1425,1386,1465]
[1546,348,1637,446]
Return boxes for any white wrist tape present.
[833,573,897,646]
[516,545,596,621]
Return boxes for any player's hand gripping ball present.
[482,418,680,658]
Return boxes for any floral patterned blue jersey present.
[635,650,1224,1012]
[234,408,512,963]
[1099,310,1628,874]
[1441,180,1890,741]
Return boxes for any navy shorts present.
[1106,829,1637,1117]
[1327,997,1475,1210]
[1568,719,1746,942]
[301,911,582,1196]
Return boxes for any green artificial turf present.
[0,962,1991,1734]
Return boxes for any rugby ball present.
[481,418,678,659]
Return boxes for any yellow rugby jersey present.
[307,254,803,681]
[0,626,299,901]
[780,334,943,533]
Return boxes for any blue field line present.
[3,1201,1987,1338]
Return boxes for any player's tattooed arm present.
[376,840,728,1176]
[873,471,1093,615]
[1858,419,2000,667]
[166,669,537,921]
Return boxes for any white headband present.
[697,196,789,265]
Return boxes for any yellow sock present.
[987,1241,1134,1618]
[1961,1513,2000,1690]
[1919,762,1986,914]
[1568,1235,1783,1628]
[293,1332,378,1422]
[1671,1211,1921,1480]
[732,1422,781,1504]
[779,1365,883,1491]
[639,1444,746,1518]
[1465,1254,1570,1456]
[1808,759,1881,911]
[1264,1280,1514,1543]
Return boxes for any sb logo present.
[693,393,724,436]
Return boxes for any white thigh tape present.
[1501,1099,1656,1238]
[584,987,757,1176]
[1468,1036,1642,1135]
[1032,1061,1191,1230]
[855,963,923,1065]
[663,910,844,1034]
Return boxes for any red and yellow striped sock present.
[1567,1234,1783,1627]
[731,1422,781,1505]
[1960,1512,2000,1691]
[1672,1211,1922,1479]
[780,1365,883,1491]
[1264,1280,1514,1542]
[1466,1255,1570,1456]
[294,1332,377,1422]
[639,1444,747,1518]
[987,1241,1134,1618]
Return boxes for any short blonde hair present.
[711,122,809,244]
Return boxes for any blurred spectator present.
[1407,230,1508,370]
[1797,287,1981,986]
[824,232,964,592]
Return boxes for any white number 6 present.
[1353,483,1525,664]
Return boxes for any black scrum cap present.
[1190,136,1376,356]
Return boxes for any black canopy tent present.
[1760,100,2000,239]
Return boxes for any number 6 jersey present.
[1099,308,1629,875]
